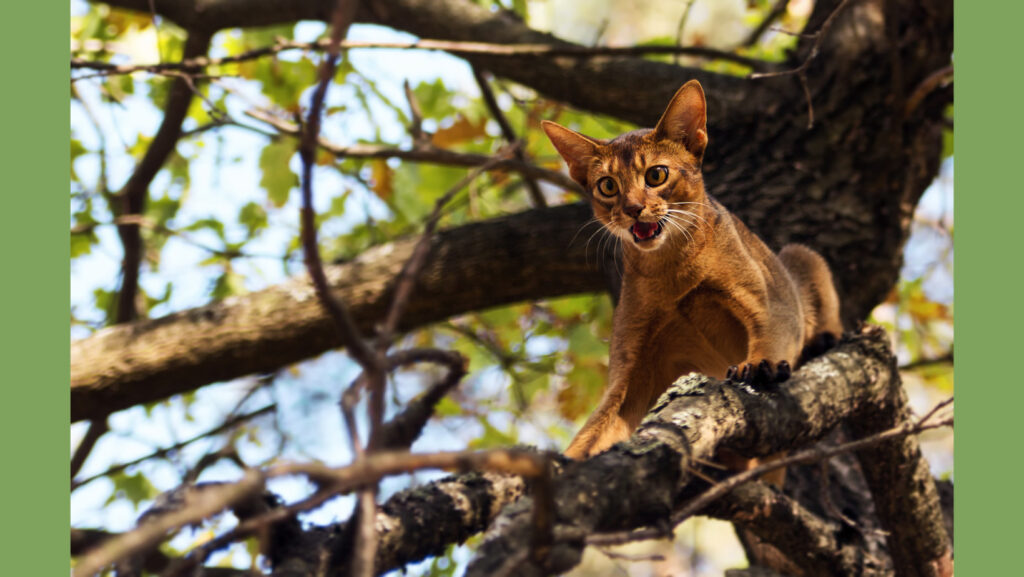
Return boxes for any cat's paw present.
[726,359,792,388]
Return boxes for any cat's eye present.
[645,166,669,187]
[596,177,618,197]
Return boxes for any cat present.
[542,80,843,459]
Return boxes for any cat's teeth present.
[630,221,662,242]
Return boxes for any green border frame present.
[2,2,68,573]
[955,0,1013,572]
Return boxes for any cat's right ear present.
[654,80,708,161]
[542,120,600,187]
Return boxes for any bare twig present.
[743,0,792,47]
[72,214,290,261]
[70,419,109,484]
[403,80,427,145]
[584,396,953,547]
[904,64,954,117]
[673,1,696,65]
[375,154,511,357]
[72,405,275,491]
[71,528,251,577]
[71,38,775,77]
[473,67,547,208]
[244,106,581,193]
[371,348,467,451]
[681,403,952,521]
[899,351,954,372]
[748,0,858,128]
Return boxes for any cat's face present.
[543,80,709,253]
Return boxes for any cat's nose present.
[623,202,643,219]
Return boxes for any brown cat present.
[543,80,842,459]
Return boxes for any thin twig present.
[70,419,109,484]
[371,349,467,451]
[673,1,696,66]
[71,38,776,77]
[899,351,953,372]
[904,64,953,117]
[296,5,376,373]
[72,405,275,491]
[672,400,952,524]
[296,3,382,577]
[375,154,511,357]
[743,0,792,47]
[244,106,582,193]
[473,67,546,208]
[748,0,858,128]
[585,397,953,546]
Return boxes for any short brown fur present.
[543,80,842,459]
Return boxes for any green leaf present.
[211,269,247,299]
[567,324,607,357]
[259,140,298,207]
[434,397,463,418]
[71,231,97,258]
[106,471,158,507]
[411,79,458,121]
[93,287,117,326]
[70,138,87,181]
[147,194,182,228]
[185,218,226,240]
[238,201,268,237]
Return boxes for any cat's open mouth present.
[630,220,663,243]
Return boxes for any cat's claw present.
[727,359,791,388]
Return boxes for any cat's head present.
[542,80,709,252]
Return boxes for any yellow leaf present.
[370,159,393,201]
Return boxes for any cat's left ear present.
[654,80,708,161]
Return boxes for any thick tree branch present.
[462,328,950,576]
[227,330,948,576]
[71,204,604,422]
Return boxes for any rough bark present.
[703,481,884,576]
[73,0,953,421]
[458,329,950,577]
[848,374,955,576]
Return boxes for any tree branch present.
[70,203,604,422]
[72,37,775,77]
[112,31,211,323]
[462,328,950,576]
[221,329,949,576]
